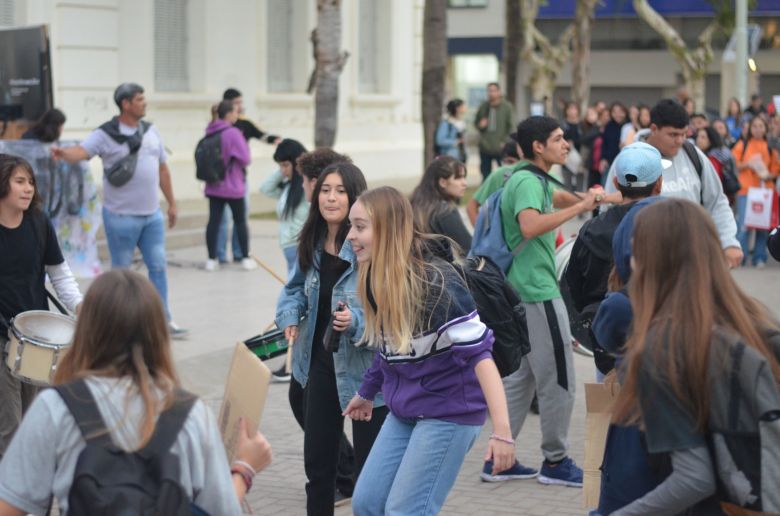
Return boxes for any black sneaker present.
[334,491,352,508]
[271,364,291,383]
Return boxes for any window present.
[154,0,189,92]
[448,0,488,7]
[0,0,15,27]
[266,0,308,93]
[358,0,391,94]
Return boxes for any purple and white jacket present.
[358,258,494,426]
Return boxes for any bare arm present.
[466,198,481,226]
[0,500,25,516]
[158,162,178,228]
[518,191,597,240]
[474,358,515,474]
[553,188,621,209]
[50,145,89,163]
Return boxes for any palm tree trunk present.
[421,0,448,166]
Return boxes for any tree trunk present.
[571,0,597,116]
[529,69,555,112]
[313,0,348,148]
[519,0,574,117]
[421,0,448,166]
[504,0,522,111]
[633,0,717,112]
[683,68,707,113]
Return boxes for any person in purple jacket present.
[203,100,256,271]
[342,186,515,515]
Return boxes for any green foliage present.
[707,0,758,34]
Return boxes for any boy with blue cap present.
[564,142,665,374]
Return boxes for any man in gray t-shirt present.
[52,83,187,338]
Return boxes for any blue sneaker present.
[480,460,539,482]
[537,457,583,487]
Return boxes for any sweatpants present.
[502,298,575,463]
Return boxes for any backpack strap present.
[55,379,116,449]
[682,140,704,205]
[56,381,197,456]
[137,389,197,459]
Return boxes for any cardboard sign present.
[218,342,271,462]
[583,379,621,509]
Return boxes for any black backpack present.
[194,129,227,184]
[454,256,530,377]
[55,380,198,516]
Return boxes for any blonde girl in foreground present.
[342,186,515,515]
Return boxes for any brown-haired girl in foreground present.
[612,198,780,515]
[0,269,271,515]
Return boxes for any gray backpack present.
[706,330,780,513]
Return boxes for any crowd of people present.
[0,80,778,516]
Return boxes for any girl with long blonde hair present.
[612,199,780,514]
[343,186,515,515]
[0,269,271,515]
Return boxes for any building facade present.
[447,0,780,118]
[0,0,426,201]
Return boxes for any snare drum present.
[5,310,76,386]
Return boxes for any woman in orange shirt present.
[732,116,780,267]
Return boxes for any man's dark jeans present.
[479,151,502,182]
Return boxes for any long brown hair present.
[613,199,780,429]
[297,163,367,271]
[54,269,180,447]
[409,156,466,233]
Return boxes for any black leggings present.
[206,196,247,259]
[303,354,388,516]
[289,377,356,497]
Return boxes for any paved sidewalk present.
[117,217,779,515]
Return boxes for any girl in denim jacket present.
[275,163,386,516]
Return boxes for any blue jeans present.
[102,208,171,320]
[736,194,769,265]
[352,413,480,516]
[217,193,249,261]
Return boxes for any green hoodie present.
[474,99,515,155]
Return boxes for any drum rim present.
[9,310,76,349]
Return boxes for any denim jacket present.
[275,240,383,411]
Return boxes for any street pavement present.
[86,217,780,515]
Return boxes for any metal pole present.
[735,0,748,107]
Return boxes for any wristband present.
[231,459,257,477]
[231,468,253,492]
[489,433,515,446]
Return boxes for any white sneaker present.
[168,321,189,340]
[241,258,258,270]
[205,259,219,272]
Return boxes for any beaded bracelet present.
[489,433,516,446]
[231,468,253,492]
[231,460,257,477]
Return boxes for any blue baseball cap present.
[614,142,664,188]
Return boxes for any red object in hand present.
[555,229,564,248]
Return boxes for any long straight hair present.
[357,187,440,355]
[409,156,466,233]
[613,199,780,429]
[272,139,307,219]
[297,162,367,271]
[54,269,179,448]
